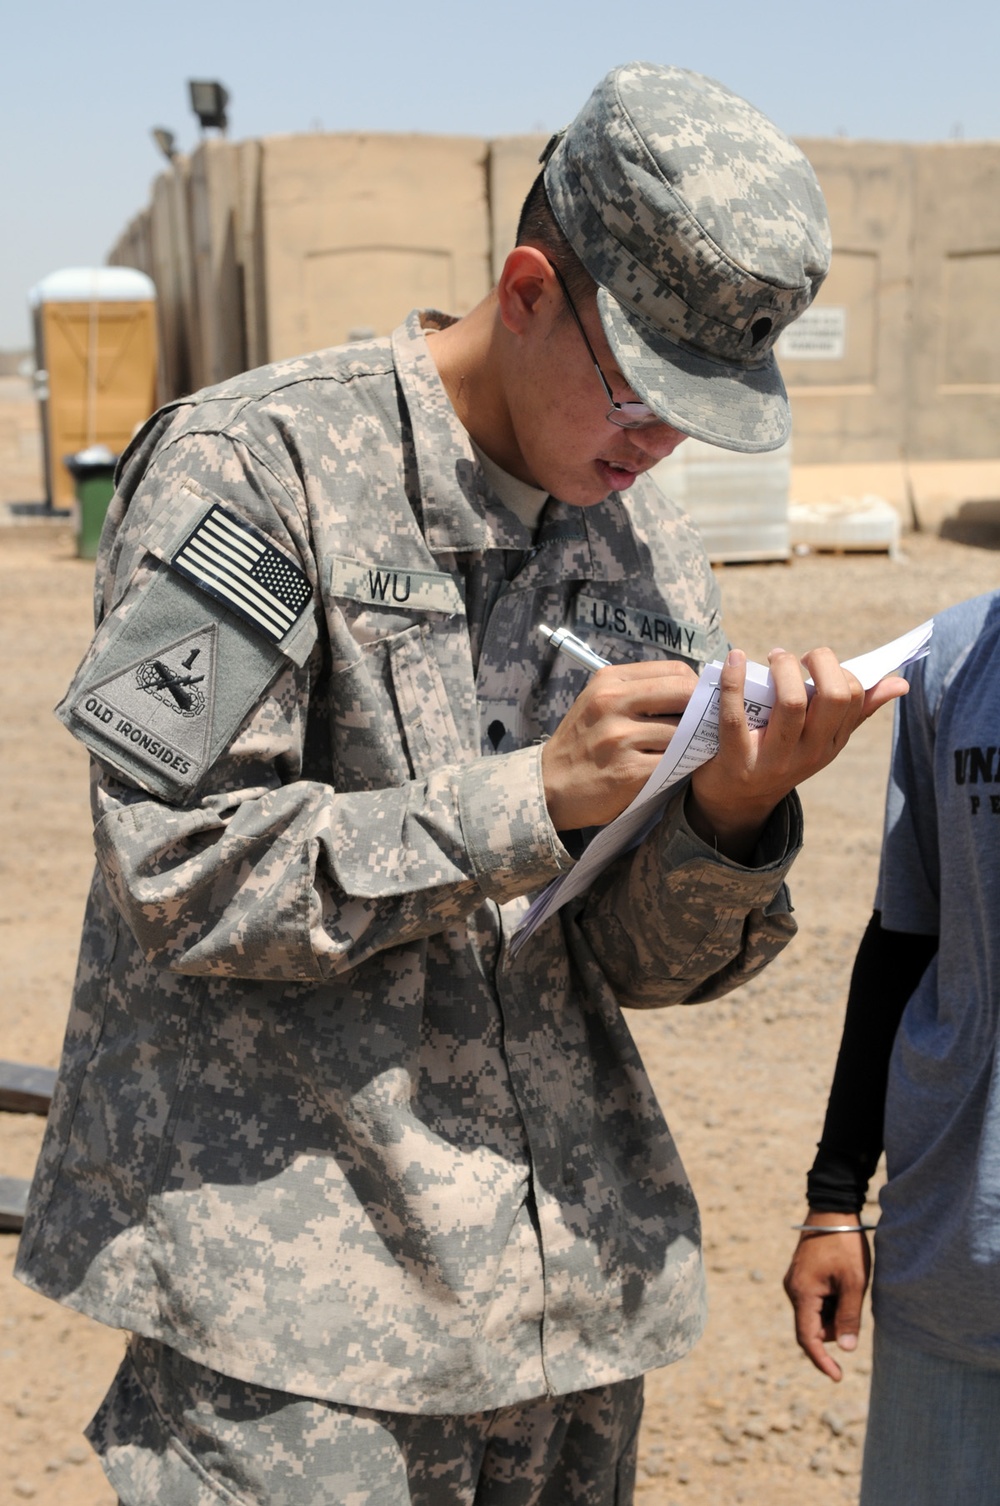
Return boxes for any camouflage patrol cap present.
[542,62,831,452]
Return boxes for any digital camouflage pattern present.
[16,309,802,1415]
[542,62,831,452]
[89,1334,643,1505]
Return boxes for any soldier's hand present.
[783,1212,872,1382]
[687,647,908,860]
[541,660,698,831]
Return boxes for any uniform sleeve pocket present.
[388,624,464,780]
[329,623,465,791]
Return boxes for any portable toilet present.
[29,267,158,509]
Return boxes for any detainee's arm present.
[784,664,939,1380]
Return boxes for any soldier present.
[17,63,904,1506]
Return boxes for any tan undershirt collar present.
[470,440,549,535]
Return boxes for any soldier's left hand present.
[686,646,908,861]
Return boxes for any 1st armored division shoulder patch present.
[57,562,295,803]
[74,624,218,784]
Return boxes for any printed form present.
[512,619,934,952]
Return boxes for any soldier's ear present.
[496,246,559,338]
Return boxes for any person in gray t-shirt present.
[785,589,1000,1506]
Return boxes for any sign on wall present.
[776,306,847,361]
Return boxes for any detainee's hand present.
[542,659,698,830]
[688,647,908,861]
[783,1212,873,1382]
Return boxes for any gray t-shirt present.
[873,588,1000,1367]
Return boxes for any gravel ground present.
[1,520,997,1505]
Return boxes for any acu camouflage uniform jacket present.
[16,311,802,1414]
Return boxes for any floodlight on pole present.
[151,127,178,162]
[188,79,229,134]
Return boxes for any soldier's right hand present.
[541,660,698,831]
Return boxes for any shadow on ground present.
[938,500,1000,550]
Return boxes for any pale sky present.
[3,0,997,349]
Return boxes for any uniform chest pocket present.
[330,622,464,790]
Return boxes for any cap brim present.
[597,287,791,454]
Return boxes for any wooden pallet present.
[0,1174,30,1233]
[0,1060,56,1233]
[0,1061,56,1115]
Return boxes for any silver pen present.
[539,623,611,672]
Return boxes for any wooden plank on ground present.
[0,1174,30,1233]
[0,1061,56,1114]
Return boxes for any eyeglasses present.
[550,264,662,430]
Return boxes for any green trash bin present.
[64,445,118,559]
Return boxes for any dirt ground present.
[1,512,998,1506]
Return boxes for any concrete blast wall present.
[110,133,496,389]
[109,131,1000,492]
[783,140,1000,465]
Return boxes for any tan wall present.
[107,208,154,282]
[907,144,1000,460]
[780,142,914,463]
[256,133,490,360]
[488,135,548,277]
[188,140,247,386]
[148,161,195,399]
[237,140,267,372]
[106,131,1000,495]
[787,140,1000,468]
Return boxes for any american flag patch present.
[171,506,311,644]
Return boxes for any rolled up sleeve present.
[574,787,803,1008]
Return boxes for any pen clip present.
[539,623,610,672]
